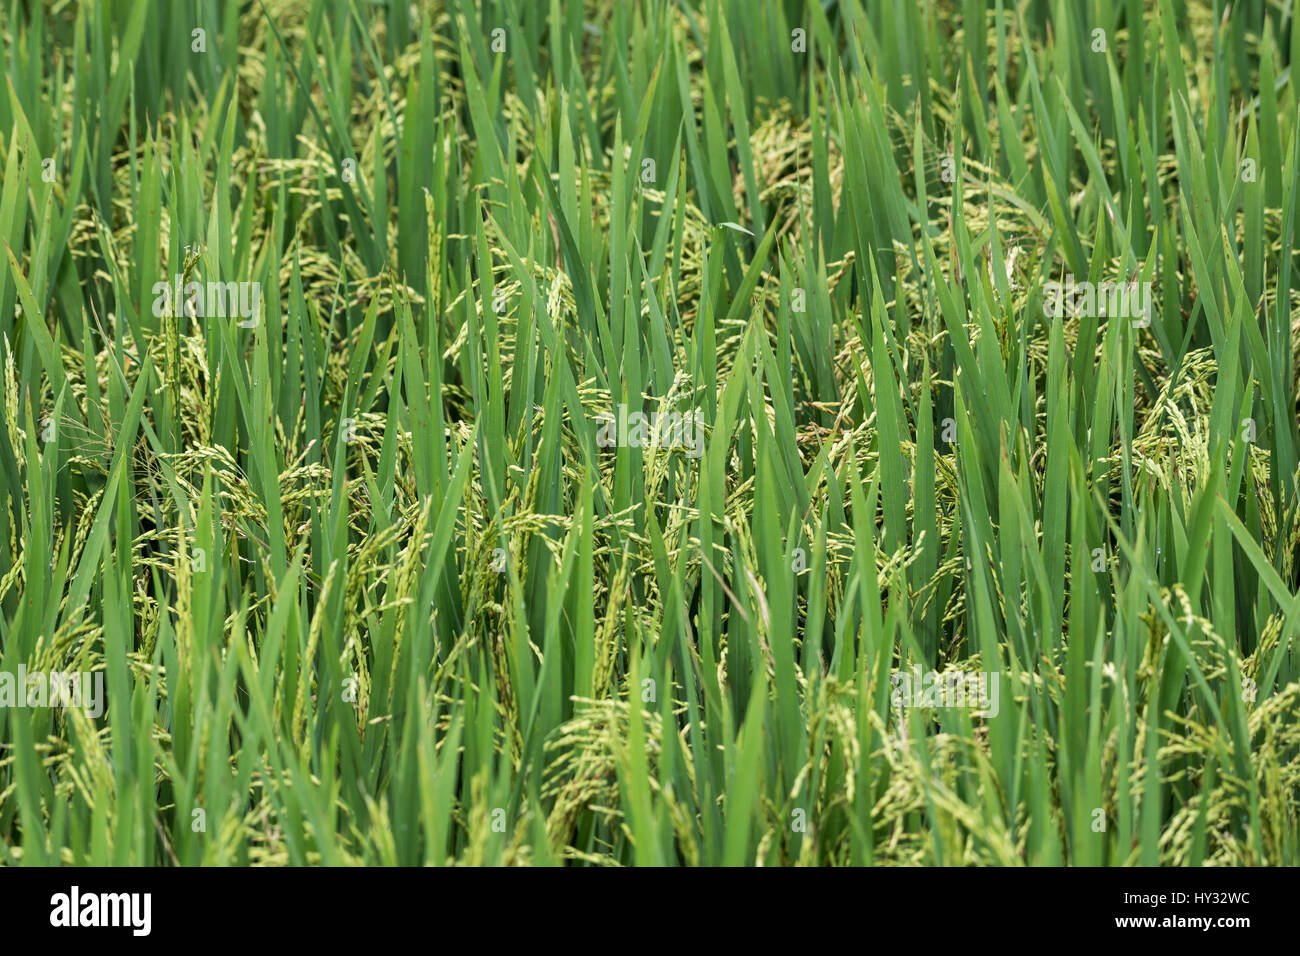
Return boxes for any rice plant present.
[0,0,1298,867]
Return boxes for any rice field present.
[0,0,1298,867]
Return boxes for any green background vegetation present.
[1,0,1298,865]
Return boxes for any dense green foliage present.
[1,0,1299,865]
